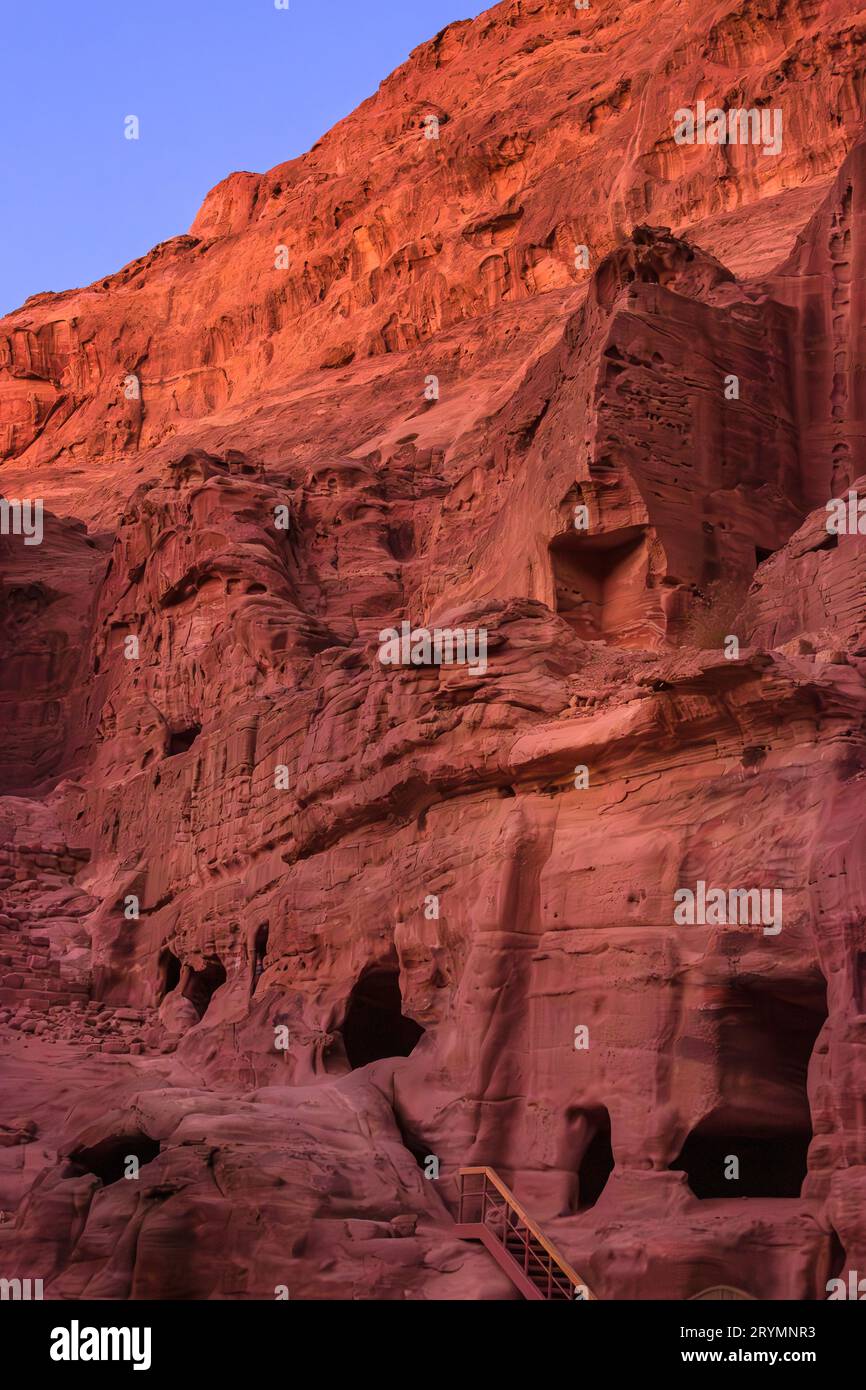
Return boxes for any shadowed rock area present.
[2,0,866,1300]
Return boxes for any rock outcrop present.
[2,0,866,1301]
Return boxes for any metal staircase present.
[454,1166,595,1301]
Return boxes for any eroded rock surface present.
[2,0,866,1300]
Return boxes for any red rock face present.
[2,0,866,1301]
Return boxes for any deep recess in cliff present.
[2,0,866,1301]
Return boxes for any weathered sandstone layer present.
[2,0,866,1300]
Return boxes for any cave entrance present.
[549,525,651,647]
[565,1105,614,1211]
[156,947,181,1002]
[342,962,424,1069]
[167,724,201,757]
[671,975,827,1198]
[672,1120,812,1198]
[828,1229,847,1284]
[251,924,269,995]
[69,1132,161,1186]
[855,949,866,1013]
[182,958,226,1018]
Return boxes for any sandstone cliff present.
[2,0,866,1300]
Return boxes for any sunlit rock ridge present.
[2,0,866,1300]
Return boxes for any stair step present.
[457,1168,594,1301]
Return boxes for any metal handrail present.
[458,1166,592,1299]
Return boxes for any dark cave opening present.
[182,958,227,1018]
[167,724,201,757]
[341,963,424,1069]
[564,1105,615,1212]
[69,1133,161,1186]
[828,1229,847,1284]
[855,949,866,1013]
[156,947,181,1001]
[671,976,827,1199]
[251,924,269,994]
[672,1124,812,1199]
[576,1106,614,1210]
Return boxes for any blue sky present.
[1,0,490,315]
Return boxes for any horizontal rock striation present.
[2,0,866,1301]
